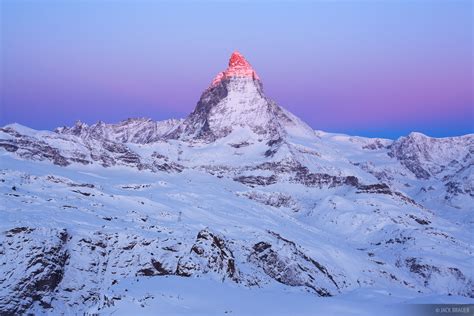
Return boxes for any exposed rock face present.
[234,175,278,187]
[249,232,340,297]
[402,257,474,297]
[0,228,69,314]
[176,229,239,281]
[237,191,299,211]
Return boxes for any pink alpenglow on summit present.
[211,51,260,86]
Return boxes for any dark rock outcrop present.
[0,228,69,315]
[249,232,339,296]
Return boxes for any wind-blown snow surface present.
[0,125,472,315]
[0,52,473,314]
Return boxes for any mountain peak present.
[211,51,260,86]
[228,51,251,68]
[168,51,314,142]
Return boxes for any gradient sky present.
[1,0,472,139]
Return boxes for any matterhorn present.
[167,51,313,143]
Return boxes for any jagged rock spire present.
[167,51,313,142]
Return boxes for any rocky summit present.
[168,51,312,142]
[0,52,473,315]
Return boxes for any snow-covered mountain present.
[56,117,183,144]
[167,51,314,142]
[1,51,473,315]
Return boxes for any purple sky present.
[1,0,472,138]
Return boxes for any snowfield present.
[0,52,473,315]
